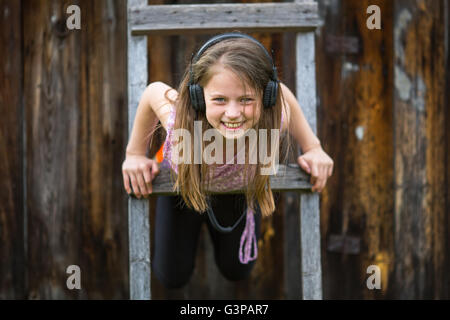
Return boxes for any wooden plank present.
[447,0,450,300]
[0,0,25,299]
[299,193,321,299]
[129,164,312,197]
[282,30,302,300]
[23,0,129,299]
[129,2,319,35]
[128,198,151,299]
[393,0,448,299]
[23,0,83,299]
[296,27,322,299]
[315,0,395,299]
[127,0,150,300]
[296,32,317,138]
[145,0,179,298]
[78,0,129,299]
[283,191,302,298]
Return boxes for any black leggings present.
[152,194,262,289]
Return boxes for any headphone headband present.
[192,32,275,71]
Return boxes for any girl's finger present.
[143,165,152,184]
[298,157,311,174]
[328,164,334,177]
[311,164,319,178]
[123,171,131,194]
[316,176,325,192]
[136,173,149,197]
[143,168,153,194]
[310,165,319,189]
[310,176,318,192]
[318,176,327,192]
[312,165,327,192]
[319,165,327,180]
[129,173,141,198]
[149,162,160,194]
[319,167,329,191]
[314,175,324,193]
[152,160,160,176]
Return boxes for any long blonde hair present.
[163,35,291,217]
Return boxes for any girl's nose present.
[224,102,242,119]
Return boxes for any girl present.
[122,32,334,289]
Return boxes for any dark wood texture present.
[316,0,449,299]
[316,0,396,300]
[0,0,26,299]
[393,0,448,299]
[23,0,128,299]
[1,0,449,299]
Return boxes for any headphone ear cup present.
[263,80,279,109]
[189,84,206,112]
[189,84,198,110]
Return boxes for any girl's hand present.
[297,146,334,193]
[122,154,160,199]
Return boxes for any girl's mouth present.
[221,121,244,130]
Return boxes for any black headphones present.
[188,32,279,113]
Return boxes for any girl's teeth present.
[223,122,242,128]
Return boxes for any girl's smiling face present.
[203,64,261,140]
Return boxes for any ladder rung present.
[129,3,319,36]
[129,164,312,196]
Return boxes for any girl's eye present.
[212,97,253,103]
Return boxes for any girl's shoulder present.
[150,83,178,132]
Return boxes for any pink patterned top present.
[161,105,284,264]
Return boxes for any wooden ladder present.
[127,0,321,300]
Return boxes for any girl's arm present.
[122,82,177,198]
[280,82,334,193]
[280,82,321,152]
[126,81,177,156]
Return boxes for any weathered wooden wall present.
[0,0,448,299]
[0,0,26,299]
[316,0,449,299]
[392,0,448,299]
[1,0,129,299]
[316,0,395,299]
